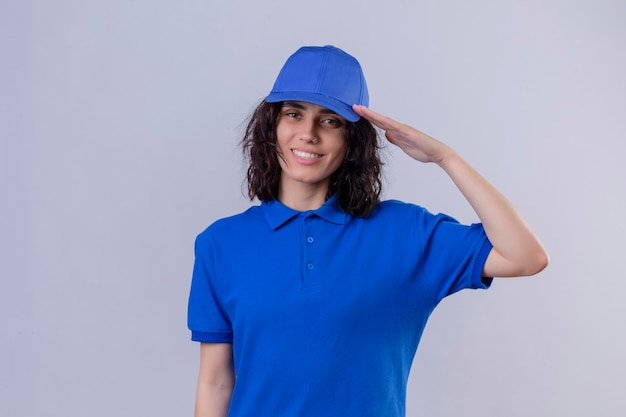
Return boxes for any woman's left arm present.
[353,105,549,278]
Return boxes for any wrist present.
[435,147,460,169]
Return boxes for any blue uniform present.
[188,196,493,417]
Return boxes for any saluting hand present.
[352,104,453,165]
[353,105,549,278]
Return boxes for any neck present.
[278,181,330,212]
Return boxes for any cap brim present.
[266,91,360,122]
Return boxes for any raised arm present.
[194,342,235,417]
[353,105,549,278]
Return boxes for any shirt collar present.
[261,195,348,230]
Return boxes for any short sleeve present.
[415,209,493,303]
[187,231,233,343]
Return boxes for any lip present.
[291,148,323,164]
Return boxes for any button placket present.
[302,215,319,291]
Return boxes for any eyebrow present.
[282,101,339,115]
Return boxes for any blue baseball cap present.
[266,45,369,122]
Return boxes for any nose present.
[299,119,319,144]
[300,135,319,144]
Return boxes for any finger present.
[352,105,399,130]
[352,105,389,126]
[385,132,400,146]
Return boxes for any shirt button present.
[306,236,314,244]
[307,262,314,270]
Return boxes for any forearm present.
[194,379,234,417]
[351,104,548,276]
[195,342,235,417]
[438,149,549,277]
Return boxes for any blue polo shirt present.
[188,196,493,417]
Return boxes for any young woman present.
[188,45,548,417]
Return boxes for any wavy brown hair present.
[242,99,383,217]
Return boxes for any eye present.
[283,110,301,119]
[321,118,344,128]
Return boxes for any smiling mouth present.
[292,149,323,160]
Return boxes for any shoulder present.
[368,199,465,232]
[377,199,419,211]
[196,205,265,244]
[347,199,434,237]
[371,199,432,220]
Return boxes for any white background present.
[1,0,625,416]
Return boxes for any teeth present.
[293,149,322,160]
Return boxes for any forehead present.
[282,101,339,116]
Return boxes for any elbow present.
[485,246,549,278]
[524,249,550,276]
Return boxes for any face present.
[275,101,347,197]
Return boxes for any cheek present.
[274,128,286,155]
[327,144,347,174]
[336,153,346,171]
[335,139,348,164]
[275,125,291,153]
[274,134,289,169]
